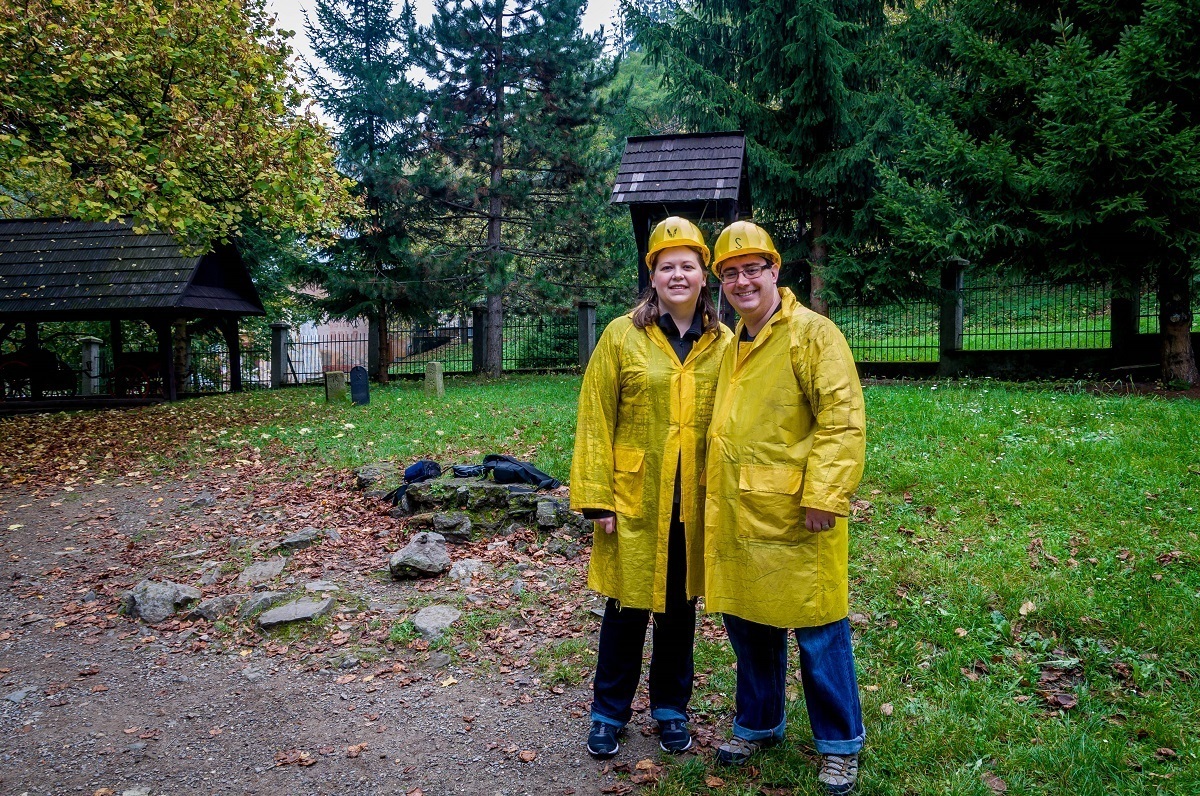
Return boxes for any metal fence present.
[831,298,941,363]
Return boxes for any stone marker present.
[324,370,347,403]
[121,579,202,624]
[448,558,489,583]
[424,361,445,397]
[236,555,287,586]
[257,596,335,629]
[280,527,323,550]
[189,593,244,621]
[349,365,369,405]
[536,500,558,527]
[431,512,472,543]
[412,605,462,640]
[237,591,289,619]
[389,532,451,579]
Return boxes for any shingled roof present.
[0,218,264,321]
[611,132,750,209]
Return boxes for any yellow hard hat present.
[712,220,780,275]
[645,216,711,269]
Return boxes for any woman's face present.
[650,246,706,315]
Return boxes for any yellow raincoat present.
[571,315,729,613]
[704,288,865,628]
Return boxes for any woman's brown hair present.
[630,247,722,334]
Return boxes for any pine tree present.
[303,0,462,381]
[878,1,1200,384]
[418,0,619,377]
[625,0,894,312]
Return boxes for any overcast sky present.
[266,0,623,85]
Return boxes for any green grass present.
[164,378,1200,793]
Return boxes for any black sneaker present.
[658,718,692,753]
[587,721,620,758]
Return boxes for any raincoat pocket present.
[613,445,646,518]
[736,463,805,545]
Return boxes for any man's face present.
[719,253,778,324]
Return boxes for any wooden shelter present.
[0,218,264,404]
[611,131,753,295]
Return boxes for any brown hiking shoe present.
[818,753,858,794]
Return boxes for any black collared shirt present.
[658,308,705,364]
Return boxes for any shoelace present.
[820,754,858,785]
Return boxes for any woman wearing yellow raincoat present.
[705,221,866,795]
[570,216,729,758]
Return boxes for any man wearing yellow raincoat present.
[571,217,729,758]
[705,221,866,795]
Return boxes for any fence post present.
[577,301,598,369]
[471,304,487,374]
[367,315,380,377]
[940,258,966,355]
[79,336,102,396]
[1110,279,1141,356]
[270,322,290,388]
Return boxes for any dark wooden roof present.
[0,219,265,321]
[611,132,750,209]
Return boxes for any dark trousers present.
[591,505,695,726]
[723,614,865,755]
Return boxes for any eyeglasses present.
[718,263,771,283]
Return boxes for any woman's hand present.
[594,516,616,535]
[805,507,838,532]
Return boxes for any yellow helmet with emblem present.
[645,216,711,269]
[712,220,780,275]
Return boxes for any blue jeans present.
[723,614,864,755]
[591,505,694,727]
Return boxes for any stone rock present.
[237,591,289,620]
[121,579,202,624]
[536,501,558,527]
[82,590,99,603]
[4,686,35,704]
[196,560,222,587]
[389,532,451,579]
[169,548,208,560]
[325,527,343,543]
[412,605,462,640]
[304,580,339,593]
[545,536,582,559]
[280,527,323,550]
[189,593,244,622]
[236,556,287,586]
[425,652,452,669]
[241,667,269,683]
[258,597,335,629]
[226,536,248,552]
[356,461,401,491]
[121,788,152,796]
[509,578,525,597]
[432,512,472,543]
[448,558,489,583]
[191,492,216,508]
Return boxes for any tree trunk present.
[376,303,390,384]
[172,319,189,396]
[484,0,505,379]
[1158,265,1199,386]
[808,210,829,316]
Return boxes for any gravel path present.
[0,481,671,796]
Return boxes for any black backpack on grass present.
[451,454,560,490]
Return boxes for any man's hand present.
[594,515,616,535]
[805,507,838,532]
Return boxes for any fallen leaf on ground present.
[880,703,893,716]
[274,749,316,767]
[955,627,968,637]
[406,789,424,796]
[982,772,1007,793]
[90,684,108,693]
[1156,748,1177,760]
[346,743,368,758]
[441,676,458,687]
[335,674,356,685]
[518,749,537,762]
[1019,601,1037,616]
[92,790,114,796]
[705,775,725,788]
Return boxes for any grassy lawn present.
[6,375,1194,794]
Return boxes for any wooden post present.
[172,318,189,395]
[218,317,243,392]
[1110,276,1141,357]
[577,301,597,369]
[153,319,176,400]
[940,258,966,355]
[270,322,290,388]
[424,361,445,397]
